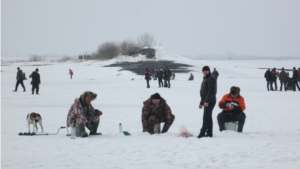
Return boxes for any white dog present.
[27,112,44,133]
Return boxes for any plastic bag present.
[178,125,193,138]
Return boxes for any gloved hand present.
[167,114,172,119]
[95,109,103,116]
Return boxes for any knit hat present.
[17,67,20,70]
[230,86,240,95]
[202,66,210,72]
[151,93,161,100]
[82,91,97,101]
[36,68,39,71]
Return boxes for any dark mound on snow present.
[104,61,193,75]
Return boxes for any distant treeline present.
[184,54,300,60]
[87,33,156,60]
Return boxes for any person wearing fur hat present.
[29,68,41,95]
[141,93,175,134]
[217,86,246,133]
[66,91,103,137]
[264,68,273,91]
[198,66,217,138]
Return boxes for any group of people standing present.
[264,67,300,91]
[144,67,172,88]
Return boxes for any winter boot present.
[76,124,88,137]
[197,130,206,138]
[161,123,172,133]
[237,122,244,133]
[206,131,213,137]
[218,122,225,132]
[89,122,102,135]
[147,125,155,134]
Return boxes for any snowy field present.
[1,55,300,169]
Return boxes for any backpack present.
[22,72,27,80]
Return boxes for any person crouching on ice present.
[217,86,246,133]
[142,93,175,134]
[67,91,103,137]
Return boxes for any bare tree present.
[137,33,155,48]
[120,39,140,56]
[93,42,120,60]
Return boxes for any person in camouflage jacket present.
[67,91,102,137]
[141,93,175,134]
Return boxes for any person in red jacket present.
[217,86,246,132]
[69,69,73,79]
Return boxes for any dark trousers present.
[32,84,39,94]
[293,80,300,91]
[279,80,287,91]
[15,80,25,91]
[158,78,163,87]
[200,101,216,133]
[272,79,277,90]
[146,79,150,88]
[267,81,273,91]
[217,112,246,123]
[165,78,170,88]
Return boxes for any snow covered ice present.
[1,54,300,169]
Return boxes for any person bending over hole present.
[142,93,175,134]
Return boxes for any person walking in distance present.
[279,67,288,91]
[13,67,26,92]
[29,68,41,95]
[69,69,73,79]
[144,68,152,88]
[198,66,217,138]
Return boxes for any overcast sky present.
[2,0,300,57]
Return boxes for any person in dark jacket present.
[298,68,300,85]
[264,68,273,91]
[198,66,217,138]
[29,68,41,95]
[217,86,246,133]
[165,67,172,88]
[292,67,300,91]
[144,68,152,88]
[271,68,278,90]
[212,68,219,80]
[13,67,26,92]
[188,73,194,81]
[279,67,288,91]
[157,69,164,87]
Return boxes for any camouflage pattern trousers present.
[147,114,175,127]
